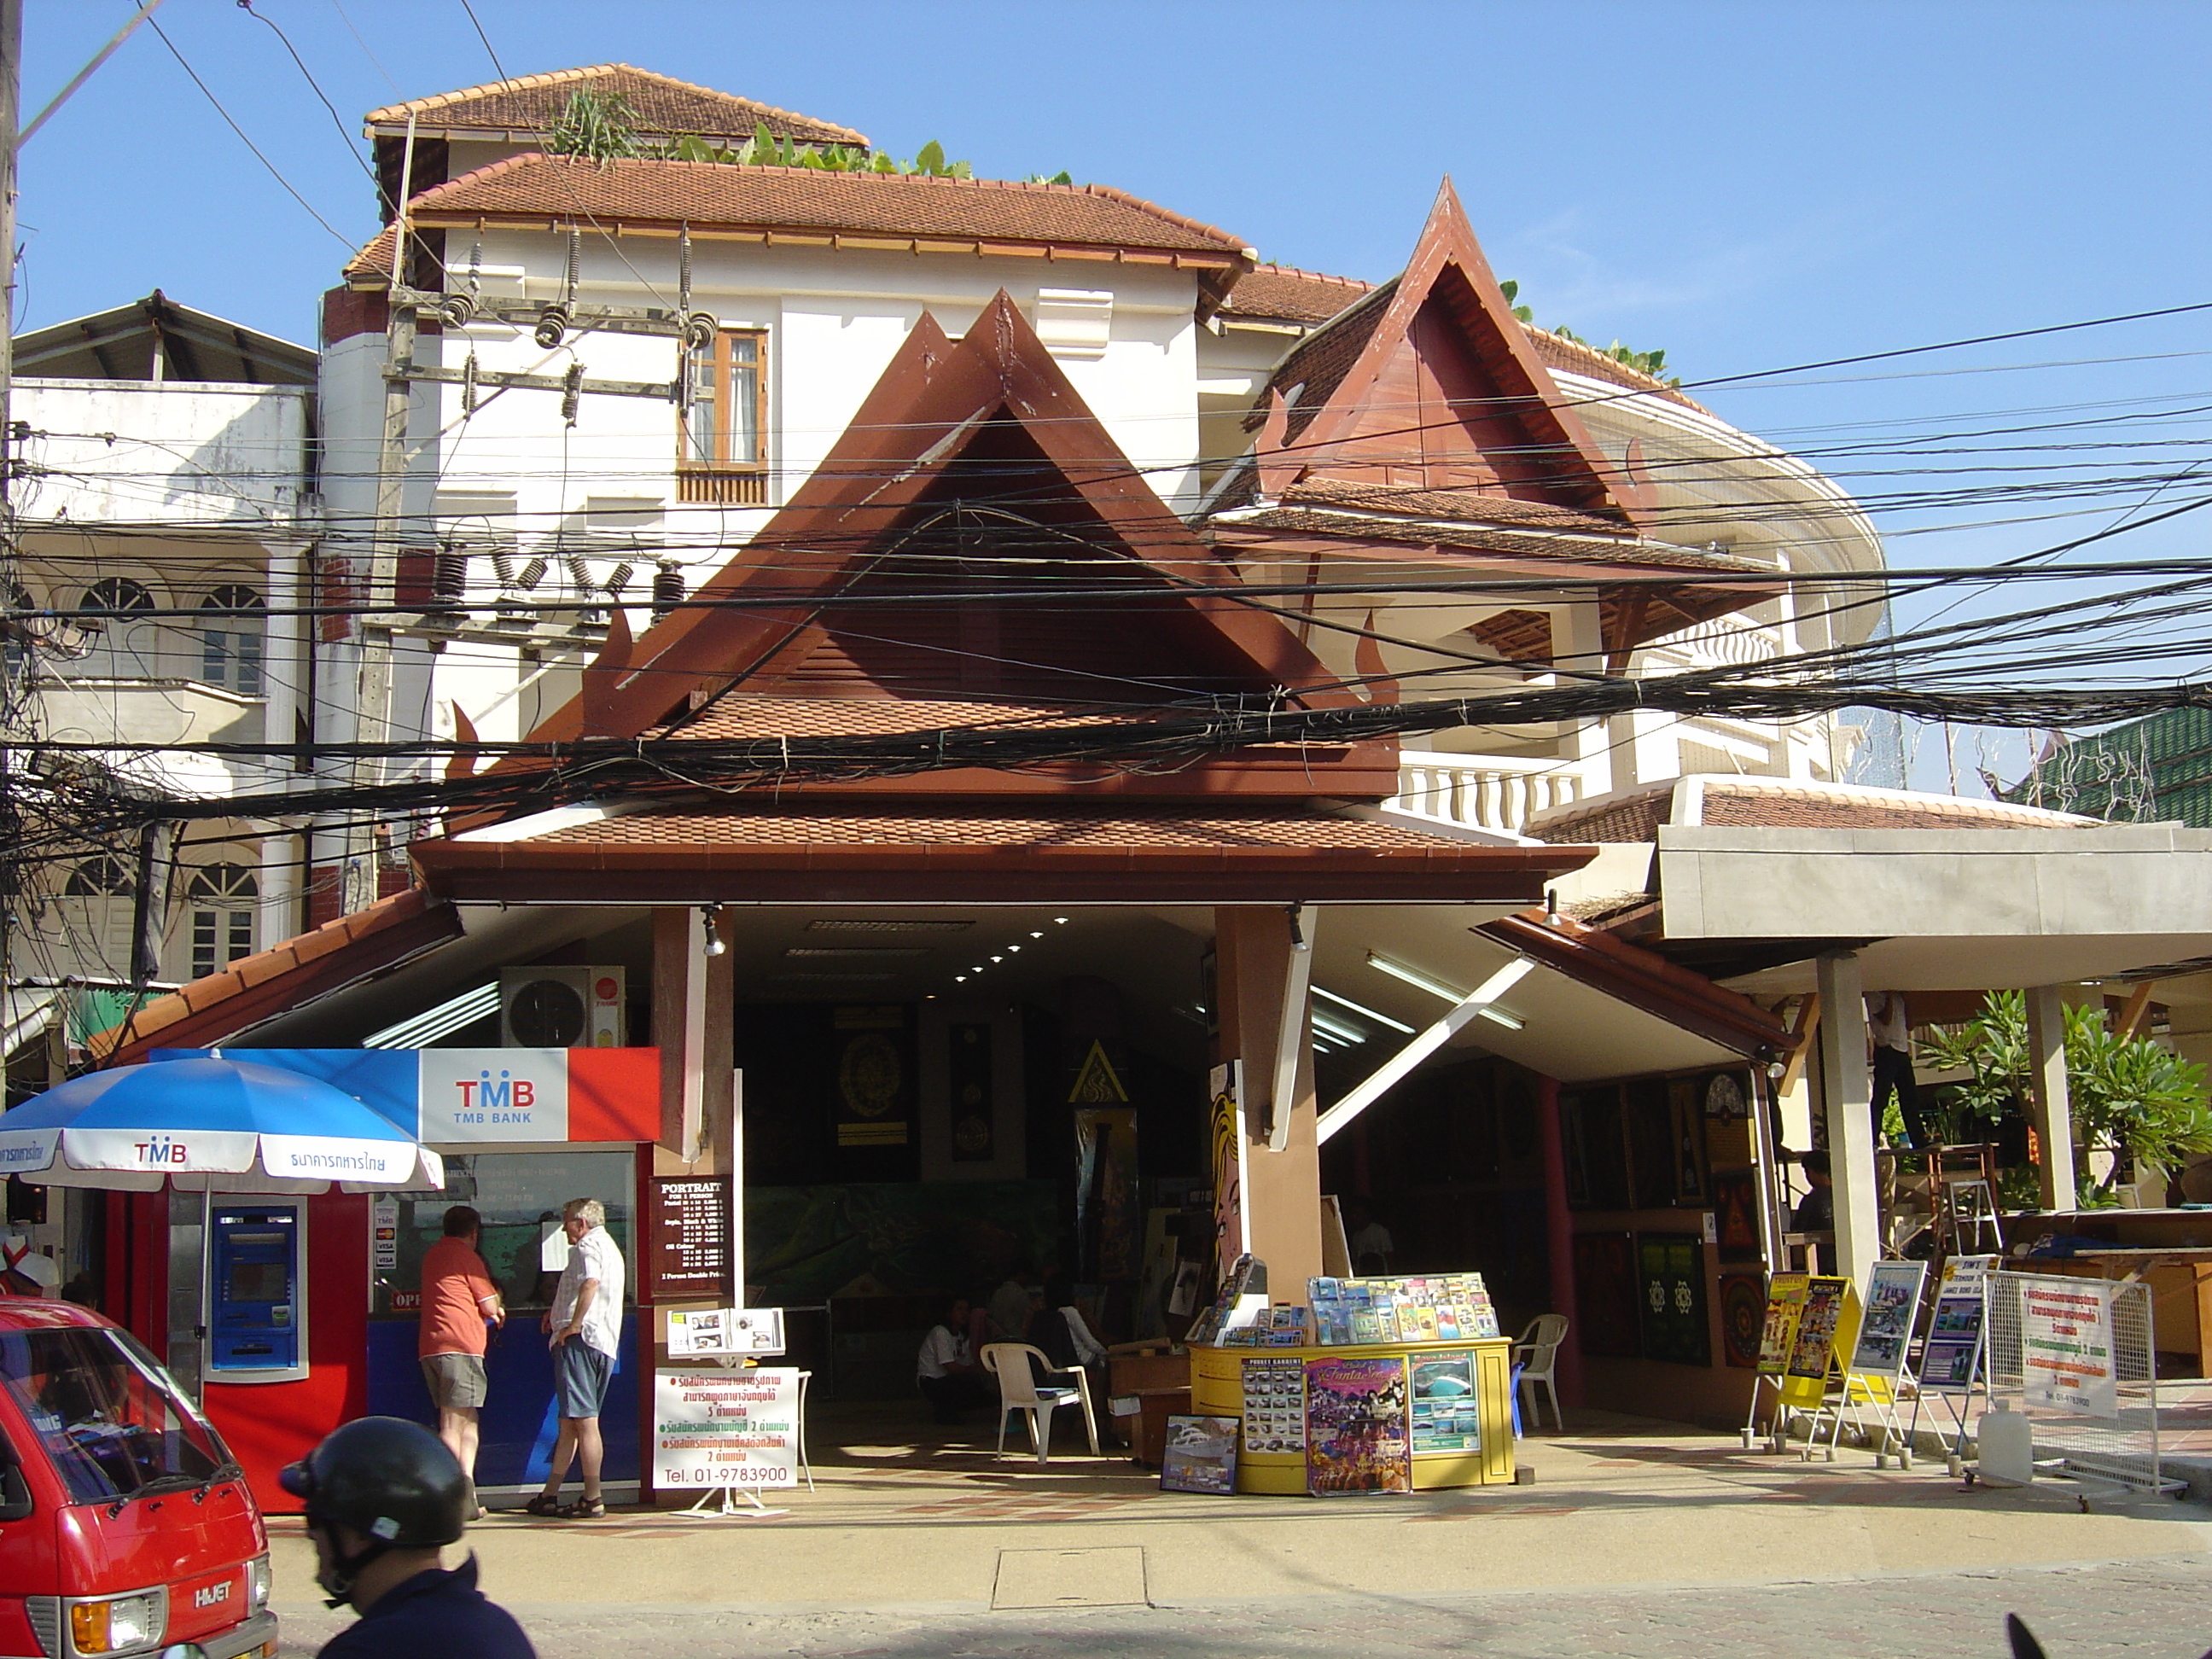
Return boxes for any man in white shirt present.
[917,1295,988,1423]
[527,1197,625,1519]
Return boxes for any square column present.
[652,905,733,1165]
[2025,985,2076,1210]
[1213,906,1322,1295]
[1813,951,1880,1284]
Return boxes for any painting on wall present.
[1711,1168,1761,1264]
[1571,1231,1643,1358]
[1720,1273,1765,1369]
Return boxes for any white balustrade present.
[1388,751,1586,835]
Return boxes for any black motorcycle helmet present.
[280,1417,469,1603]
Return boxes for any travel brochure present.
[1220,1304,1311,1347]
[1307,1273,1501,1347]
[1410,1353,1480,1453]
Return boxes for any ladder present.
[1930,1143,2004,1256]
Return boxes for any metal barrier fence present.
[1984,1272,2172,1493]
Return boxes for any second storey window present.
[200,585,265,696]
[679,328,767,505]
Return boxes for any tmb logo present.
[133,1136,189,1166]
[454,1069,535,1112]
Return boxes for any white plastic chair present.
[1512,1313,1569,1433]
[980,1342,1099,1464]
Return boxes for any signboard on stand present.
[2021,1277,2119,1418]
[1920,1255,1994,1393]
[1848,1260,1928,1389]
[1777,1276,1856,1409]
[1755,1272,1811,1377]
[654,1368,802,1491]
[667,1307,785,1359]
[648,1175,733,1301]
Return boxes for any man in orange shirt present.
[419,1205,505,1515]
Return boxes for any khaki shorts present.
[422,1352,488,1411]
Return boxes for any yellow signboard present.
[1755,1272,1810,1378]
[1776,1275,1860,1410]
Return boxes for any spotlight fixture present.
[955,976,967,984]
[1030,930,1045,939]
[1365,952,1465,1003]
[1313,986,1414,1034]
[1053,917,1068,925]
[701,904,726,958]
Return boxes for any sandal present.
[522,1493,562,1516]
[556,1497,606,1519]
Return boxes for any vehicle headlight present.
[247,1553,272,1611]
[68,1592,164,1655]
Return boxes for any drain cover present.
[990,1545,1148,1610]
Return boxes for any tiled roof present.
[1521,325,1705,411]
[1254,278,1399,442]
[531,805,1464,852]
[655,697,1130,742]
[1277,479,1632,538]
[1221,264,1375,324]
[385,154,1248,265]
[86,887,463,1062]
[364,64,866,148]
[1526,777,2099,844]
[343,224,398,284]
[1214,505,1776,573]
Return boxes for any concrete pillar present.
[1214,906,1322,1295]
[652,905,733,1165]
[1813,951,1879,1284]
[1536,1074,1585,1406]
[1556,599,1633,793]
[2025,985,2076,1211]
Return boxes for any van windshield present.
[0,1324,230,1503]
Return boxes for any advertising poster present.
[1848,1260,1927,1381]
[1208,1062,1248,1278]
[1305,1355,1412,1494]
[1074,1107,1140,1283]
[1240,1355,1307,1454]
[1410,1353,1480,1452]
[1160,1415,1240,1494]
[654,1368,801,1490]
[1785,1277,1848,1381]
[1919,1255,1994,1394]
[2021,1278,2120,1419]
[1756,1272,1811,1376]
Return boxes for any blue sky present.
[19,2,2212,790]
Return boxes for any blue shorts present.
[554,1338,614,1419]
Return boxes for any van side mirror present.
[0,1436,29,1522]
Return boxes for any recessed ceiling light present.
[954,976,967,983]
[1007,945,1021,953]
[1053,917,1068,925]
[1030,931,1045,938]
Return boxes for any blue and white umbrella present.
[0,1057,443,1193]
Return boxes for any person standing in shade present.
[418,1205,504,1517]
[1866,991,1930,1149]
[526,1198,624,1519]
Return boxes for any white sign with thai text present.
[417,1050,569,1143]
[655,1368,801,1489]
[2020,1278,2119,1419]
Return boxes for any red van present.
[0,1299,276,1659]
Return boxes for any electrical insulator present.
[491,547,517,588]
[565,554,593,593]
[651,561,685,620]
[605,562,634,595]
[431,548,469,608]
[515,556,547,592]
[534,306,569,350]
[560,361,583,424]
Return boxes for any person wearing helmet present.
[279,1416,535,1658]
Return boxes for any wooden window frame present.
[678,328,769,505]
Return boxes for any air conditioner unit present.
[499,966,625,1048]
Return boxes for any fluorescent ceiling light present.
[364,981,498,1049]
[1308,1010,1368,1045]
[1476,1005,1526,1031]
[1365,952,1468,1004]
[1313,986,1414,1034]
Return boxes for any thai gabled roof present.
[364,64,867,148]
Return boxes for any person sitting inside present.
[1027,1275,1109,1434]
[1793,1150,1836,1233]
[916,1295,989,1424]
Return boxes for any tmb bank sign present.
[152,1048,659,1145]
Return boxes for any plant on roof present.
[544,89,645,164]
[1500,280,1678,386]
[1917,989,2212,1204]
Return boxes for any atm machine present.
[206,1205,306,1382]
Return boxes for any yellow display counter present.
[1189,1337,1516,1494]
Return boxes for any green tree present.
[1916,990,2212,1202]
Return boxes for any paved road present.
[277,1556,2212,1657]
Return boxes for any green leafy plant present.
[1499,281,1674,384]
[544,90,645,164]
[1917,990,2212,1202]
[542,96,995,179]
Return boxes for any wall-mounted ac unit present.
[499,966,625,1048]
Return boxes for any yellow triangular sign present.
[1068,1039,1128,1103]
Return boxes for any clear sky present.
[18,1,2212,792]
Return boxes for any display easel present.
[1773,1276,1860,1461]
[668,1360,814,1521]
[1833,1260,1927,1468]
[1742,1272,1810,1452]
[1907,1254,1995,1470]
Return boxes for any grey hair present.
[563,1197,607,1229]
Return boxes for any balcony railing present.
[1388,750,1587,836]
[677,469,768,506]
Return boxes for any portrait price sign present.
[647,1174,733,1301]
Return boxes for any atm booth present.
[124,1045,659,1511]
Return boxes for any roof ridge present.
[1249,262,1372,289]
[364,63,867,147]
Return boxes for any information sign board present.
[647,1175,732,1301]
[2021,1278,2119,1419]
[1848,1260,1927,1383]
[653,1367,801,1490]
[1919,1254,1994,1394]
[667,1307,786,1359]
[1755,1272,1810,1378]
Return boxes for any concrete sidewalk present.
[268,1405,2212,1642]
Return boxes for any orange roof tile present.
[365,64,866,148]
[528,805,1464,853]
[378,154,1248,268]
[1221,264,1375,324]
